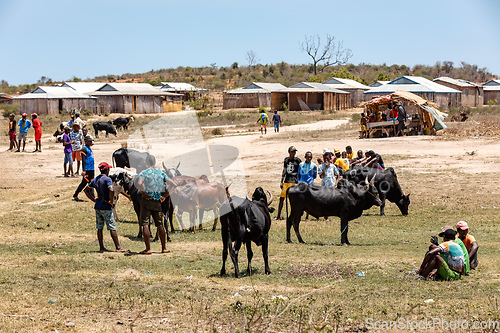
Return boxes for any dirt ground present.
[1,112,500,332]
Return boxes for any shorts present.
[274,122,280,129]
[9,132,16,141]
[139,198,162,227]
[64,152,73,165]
[72,150,82,161]
[19,132,27,142]
[437,261,462,280]
[280,182,297,198]
[260,123,267,128]
[470,257,478,269]
[397,121,405,132]
[35,130,42,142]
[360,125,366,132]
[95,209,116,231]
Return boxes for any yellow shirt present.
[334,158,349,171]
[346,152,355,160]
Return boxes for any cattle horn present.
[175,161,181,170]
[364,176,369,189]
[369,174,376,187]
[266,190,273,206]
[246,191,252,201]
[162,161,167,172]
[125,172,132,180]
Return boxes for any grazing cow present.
[345,166,410,216]
[219,187,274,278]
[93,121,117,138]
[169,180,229,231]
[113,116,135,130]
[53,129,64,142]
[109,171,173,241]
[286,177,381,245]
[112,148,153,173]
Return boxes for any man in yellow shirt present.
[333,149,349,174]
[345,146,355,160]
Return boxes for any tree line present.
[1,61,495,95]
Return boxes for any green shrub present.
[0,103,20,117]
[257,106,266,112]
[82,108,92,116]
[211,127,224,135]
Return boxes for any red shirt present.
[32,118,42,131]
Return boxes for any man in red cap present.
[31,113,42,152]
[84,161,128,253]
[456,221,479,269]
[16,113,31,152]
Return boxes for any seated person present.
[456,221,479,269]
[417,228,464,280]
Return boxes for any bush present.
[211,127,224,135]
[82,108,92,116]
[0,103,20,118]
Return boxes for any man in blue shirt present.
[137,155,170,255]
[84,162,128,253]
[272,110,282,133]
[73,135,95,201]
[17,113,32,152]
[298,151,317,220]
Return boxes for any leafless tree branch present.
[300,34,353,75]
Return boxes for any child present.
[257,110,268,134]
[17,113,32,152]
[8,113,18,151]
[62,126,75,177]
[32,113,42,152]
[360,113,368,139]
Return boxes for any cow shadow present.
[208,268,263,279]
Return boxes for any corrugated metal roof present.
[90,83,181,96]
[278,82,349,94]
[322,77,369,90]
[158,82,207,92]
[433,77,479,88]
[227,82,287,94]
[482,79,500,90]
[14,86,94,99]
[369,81,389,87]
[364,76,461,94]
[62,82,106,94]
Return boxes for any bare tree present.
[300,34,352,75]
[246,50,260,68]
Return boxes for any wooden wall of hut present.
[17,98,96,115]
[434,82,483,107]
[287,92,322,111]
[484,91,500,105]
[326,93,350,111]
[271,92,287,110]
[412,93,461,108]
[222,93,272,109]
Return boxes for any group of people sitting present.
[418,221,479,280]
[274,145,385,220]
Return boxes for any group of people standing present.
[274,145,385,220]
[7,112,42,152]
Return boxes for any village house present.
[222,82,286,109]
[155,82,208,101]
[482,79,500,105]
[364,76,461,107]
[322,77,370,106]
[433,77,483,106]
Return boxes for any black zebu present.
[112,148,153,173]
[345,166,410,216]
[286,177,381,245]
[219,187,274,278]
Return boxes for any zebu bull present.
[112,148,154,173]
[109,170,173,241]
[112,116,134,130]
[345,166,410,216]
[169,180,230,232]
[219,187,274,278]
[93,121,117,138]
[286,176,381,245]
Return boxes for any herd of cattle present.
[50,116,411,277]
[104,148,410,277]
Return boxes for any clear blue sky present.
[1,0,499,86]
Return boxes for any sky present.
[0,0,499,86]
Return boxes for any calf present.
[113,116,135,130]
[93,121,117,138]
[219,187,274,278]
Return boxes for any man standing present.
[137,155,170,255]
[73,135,95,201]
[7,113,18,151]
[70,123,84,175]
[31,113,42,152]
[62,126,74,177]
[318,151,339,188]
[396,102,407,136]
[73,112,86,129]
[275,146,301,220]
[84,162,128,253]
[272,110,282,133]
[17,113,31,152]
[298,151,317,221]
[257,109,269,134]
